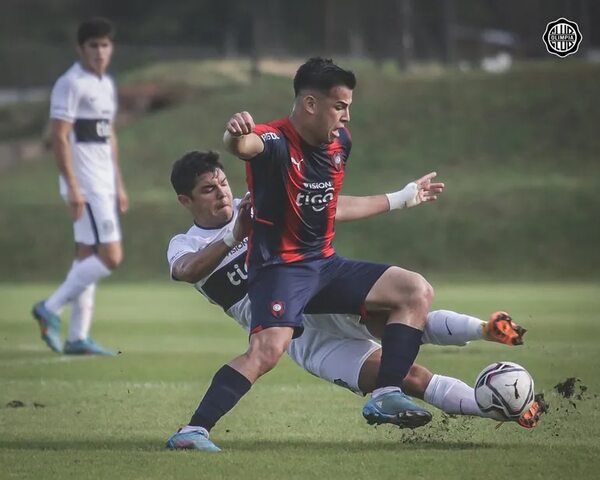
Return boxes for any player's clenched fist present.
[226,111,255,137]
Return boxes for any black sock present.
[375,323,423,390]
[189,365,251,431]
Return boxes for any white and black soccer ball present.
[474,361,535,421]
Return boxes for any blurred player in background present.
[32,17,128,356]
[164,151,541,451]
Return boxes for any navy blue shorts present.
[247,255,390,338]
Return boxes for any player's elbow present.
[175,267,203,284]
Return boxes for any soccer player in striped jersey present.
[211,58,434,441]
[164,152,541,452]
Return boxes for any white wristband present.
[385,182,419,210]
[223,230,239,248]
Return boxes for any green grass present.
[1,282,599,479]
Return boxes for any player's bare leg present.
[361,267,433,428]
[168,327,293,451]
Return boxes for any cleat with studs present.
[363,390,432,429]
[484,311,527,346]
[518,393,548,429]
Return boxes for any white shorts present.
[228,299,381,395]
[64,192,121,245]
[287,314,381,396]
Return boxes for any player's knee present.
[389,271,433,314]
[98,248,123,270]
[252,341,287,376]
[407,273,433,313]
[419,276,434,309]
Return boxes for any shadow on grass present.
[0,438,498,452]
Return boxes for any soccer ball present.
[474,361,535,421]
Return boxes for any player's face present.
[78,36,113,76]
[184,169,234,226]
[314,85,352,144]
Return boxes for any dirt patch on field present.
[554,377,588,401]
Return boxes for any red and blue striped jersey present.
[245,117,352,268]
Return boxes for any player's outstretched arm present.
[223,111,264,160]
[336,172,445,222]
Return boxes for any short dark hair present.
[77,17,115,46]
[171,151,224,196]
[293,57,356,97]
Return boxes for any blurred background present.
[1,0,599,282]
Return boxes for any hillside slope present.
[1,60,598,280]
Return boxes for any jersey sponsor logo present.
[270,301,285,318]
[260,132,280,141]
[228,237,248,257]
[290,156,304,172]
[96,120,111,138]
[226,262,248,286]
[303,181,332,189]
[296,181,334,212]
[200,253,248,310]
[73,118,111,143]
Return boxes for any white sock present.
[45,256,111,313]
[68,282,96,342]
[179,425,209,436]
[371,386,402,399]
[423,310,484,346]
[424,374,486,417]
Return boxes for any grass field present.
[1,282,599,479]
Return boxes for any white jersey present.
[166,199,377,339]
[50,62,117,196]
[167,199,251,329]
[167,199,381,395]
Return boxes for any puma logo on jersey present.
[291,156,304,172]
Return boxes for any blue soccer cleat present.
[363,390,432,429]
[64,337,116,356]
[31,301,63,353]
[166,428,221,452]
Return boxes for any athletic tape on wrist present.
[385,182,419,210]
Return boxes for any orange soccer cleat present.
[517,394,548,429]
[483,311,527,346]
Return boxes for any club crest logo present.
[543,18,582,58]
[270,301,285,318]
[331,152,343,171]
[102,220,114,234]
